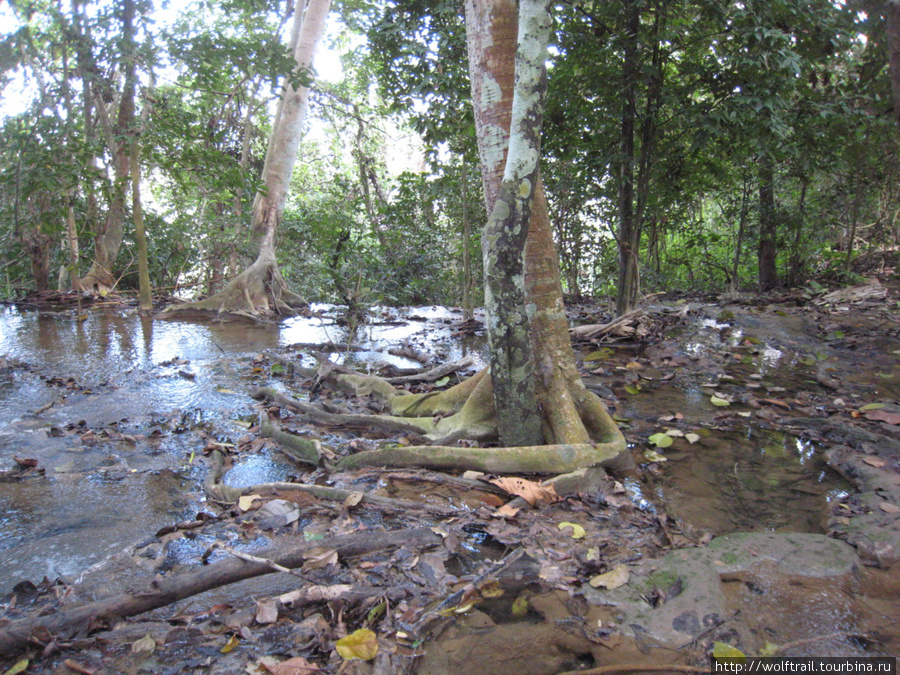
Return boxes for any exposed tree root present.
[158,253,307,321]
[253,362,630,474]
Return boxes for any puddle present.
[638,429,852,535]
[0,470,191,584]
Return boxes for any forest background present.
[2,0,899,317]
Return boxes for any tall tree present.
[161,0,329,318]
[333,0,628,474]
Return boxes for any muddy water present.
[0,303,479,592]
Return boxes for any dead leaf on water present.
[221,634,240,653]
[685,433,700,444]
[488,476,557,506]
[879,502,900,514]
[588,564,630,590]
[494,503,521,518]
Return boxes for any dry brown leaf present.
[864,410,900,425]
[879,502,900,514]
[302,547,338,572]
[862,456,887,468]
[343,491,364,508]
[493,503,521,518]
[262,656,320,674]
[62,660,95,675]
[255,598,279,625]
[488,477,557,506]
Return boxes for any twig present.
[211,542,315,583]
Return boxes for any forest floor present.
[2,253,900,675]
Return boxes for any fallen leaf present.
[343,491,364,508]
[62,660,95,675]
[625,384,641,395]
[255,598,279,625]
[558,522,586,539]
[879,502,900,514]
[712,641,746,660]
[221,634,240,653]
[759,399,791,410]
[262,656,320,675]
[862,456,887,468]
[488,477,557,506]
[494,503,521,518]
[589,564,630,590]
[335,628,379,661]
[511,595,529,618]
[648,433,673,448]
[665,429,684,437]
[710,395,731,407]
[302,547,338,572]
[2,660,29,675]
[859,402,886,411]
[685,433,700,444]
[864,410,900,425]
[643,449,668,462]
[131,634,156,656]
[239,494,262,511]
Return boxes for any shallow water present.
[0,303,481,591]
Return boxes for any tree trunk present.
[161,0,330,319]
[615,1,640,316]
[887,0,900,129]
[79,0,136,294]
[466,0,626,453]
[757,152,779,291]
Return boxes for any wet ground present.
[0,286,899,673]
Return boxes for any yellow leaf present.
[558,522,586,539]
[335,628,379,661]
[221,634,240,653]
[712,641,746,661]
[511,595,529,618]
[710,395,731,407]
[588,564,630,590]
[2,659,29,675]
[759,642,780,657]
[238,494,262,511]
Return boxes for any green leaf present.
[643,449,668,462]
[648,433,674,448]
[434,376,450,387]
[511,595,529,618]
[859,402,885,411]
[270,362,286,374]
[625,384,641,395]
[2,660,29,675]
[710,395,731,407]
[335,628,379,661]
[712,641,746,660]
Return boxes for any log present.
[0,527,441,656]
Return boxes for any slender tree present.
[160,0,330,318]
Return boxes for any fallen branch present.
[384,357,475,385]
[0,527,441,656]
[570,309,645,341]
